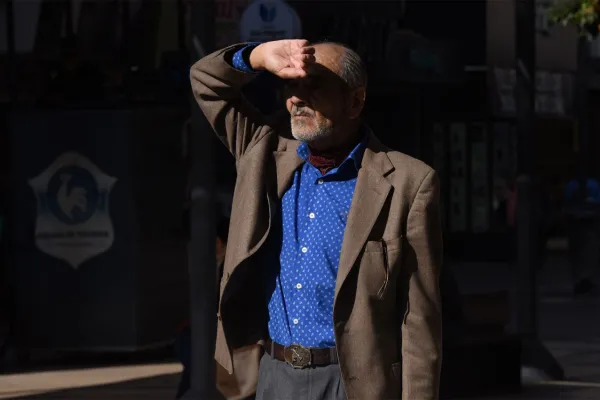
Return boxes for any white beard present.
[291,117,333,142]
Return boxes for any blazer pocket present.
[391,361,402,379]
[364,236,404,299]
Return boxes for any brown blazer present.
[191,44,443,400]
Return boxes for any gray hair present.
[315,41,368,90]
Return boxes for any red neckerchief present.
[308,143,356,175]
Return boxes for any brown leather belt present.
[265,340,339,369]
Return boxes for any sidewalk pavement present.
[1,250,599,399]
[450,248,600,399]
[475,383,600,400]
[451,250,600,344]
[1,366,599,400]
[0,363,182,399]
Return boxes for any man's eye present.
[284,78,323,92]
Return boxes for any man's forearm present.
[248,44,266,70]
[189,44,269,160]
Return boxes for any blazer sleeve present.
[190,43,273,161]
[402,169,443,400]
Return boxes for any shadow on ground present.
[3,372,183,400]
[491,384,600,400]
[9,378,600,400]
[1,347,177,375]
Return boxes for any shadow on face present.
[283,62,348,120]
[283,44,365,145]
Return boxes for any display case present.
[9,107,189,351]
[426,119,519,261]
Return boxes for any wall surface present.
[487,0,578,71]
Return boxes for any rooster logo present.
[41,165,99,225]
[56,174,87,219]
[29,152,117,268]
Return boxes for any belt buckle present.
[284,344,312,369]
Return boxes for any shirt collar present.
[296,132,369,171]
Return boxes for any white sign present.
[29,152,117,269]
[493,67,570,116]
[536,0,552,36]
[239,0,301,42]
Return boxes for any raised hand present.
[249,40,316,79]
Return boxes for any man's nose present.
[289,95,307,107]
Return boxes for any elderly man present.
[190,40,443,400]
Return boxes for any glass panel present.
[493,122,510,180]
[432,123,447,228]
[508,123,518,179]
[432,123,445,176]
[491,122,518,231]
[470,123,489,233]
[449,123,467,233]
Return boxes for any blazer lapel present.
[273,141,304,199]
[334,136,394,299]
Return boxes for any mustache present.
[291,107,312,117]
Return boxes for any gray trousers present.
[256,352,347,400]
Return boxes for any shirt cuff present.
[232,43,261,73]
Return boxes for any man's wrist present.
[249,44,266,70]
[231,43,261,73]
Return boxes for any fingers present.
[293,45,315,69]
[293,53,316,63]
[290,53,315,71]
[291,40,315,54]
[292,39,311,49]
[299,46,315,55]
[295,46,315,60]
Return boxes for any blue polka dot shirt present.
[232,44,261,73]
[269,141,366,348]
[232,44,368,348]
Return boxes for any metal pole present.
[177,0,186,52]
[515,0,535,177]
[576,37,590,179]
[64,0,73,37]
[120,0,130,64]
[514,0,537,338]
[183,0,217,398]
[1,0,17,367]
[6,0,17,103]
[514,0,564,380]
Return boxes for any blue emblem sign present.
[259,3,276,22]
[29,152,117,269]
[240,0,302,42]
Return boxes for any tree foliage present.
[549,0,600,39]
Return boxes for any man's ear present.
[348,87,366,120]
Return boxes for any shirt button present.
[293,318,299,325]
[309,212,315,219]
[317,179,324,185]
[296,283,302,289]
[301,247,308,253]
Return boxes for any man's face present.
[284,44,361,144]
